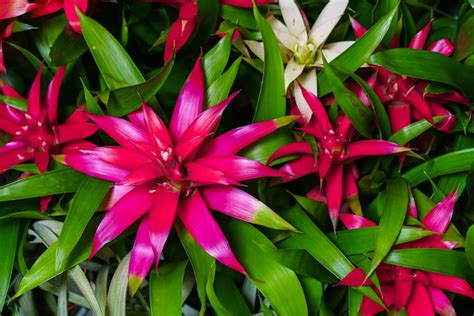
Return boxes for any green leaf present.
[175,220,213,315]
[252,5,286,121]
[78,11,144,89]
[367,178,408,276]
[389,116,445,145]
[324,61,374,138]
[331,226,435,256]
[278,205,383,305]
[5,42,43,72]
[203,33,233,86]
[242,129,295,164]
[190,0,219,49]
[213,273,252,315]
[106,254,130,316]
[368,48,474,100]
[55,177,110,271]
[383,249,471,279]
[50,27,88,66]
[81,79,104,115]
[372,0,399,47]
[224,219,308,316]
[347,71,391,138]
[207,57,241,106]
[300,277,323,315]
[107,59,174,117]
[466,226,474,270]
[403,149,474,186]
[348,288,363,316]
[454,14,474,61]
[150,261,187,316]
[0,220,19,312]
[221,5,258,30]
[0,95,28,111]
[13,219,97,298]
[318,3,399,96]
[206,262,231,315]
[0,168,87,202]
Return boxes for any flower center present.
[14,118,53,152]
[293,41,318,65]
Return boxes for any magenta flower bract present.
[0,65,98,210]
[0,0,87,33]
[351,18,468,133]
[268,84,411,229]
[339,192,474,316]
[55,57,296,293]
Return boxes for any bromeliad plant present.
[0,1,473,315]
[55,57,297,293]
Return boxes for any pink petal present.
[406,283,434,316]
[0,117,20,135]
[174,135,207,162]
[60,140,96,153]
[388,101,411,133]
[298,83,332,131]
[100,184,135,210]
[279,155,318,182]
[178,190,245,273]
[393,266,413,311]
[317,151,332,180]
[149,186,180,266]
[66,107,89,123]
[178,91,238,159]
[339,214,376,230]
[119,162,164,186]
[40,195,53,212]
[338,268,372,286]
[350,17,368,39]
[422,191,456,233]
[0,0,37,19]
[63,0,88,33]
[326,165,344,230]
[427,91,468,106]
[409,20,432,49]
[344,140,410,161]
[55,122,98,144]
[342,167,361,214]
[169,56,203,141]
[200,116,297,157]
[428,287,456,316]
[185,162,241,186]
[360,296,385,316]
[129,215,155,295]
[28,0,62,17]
[201,185,295,230]
[428,39,455,57]
[164,3,197,63]
[405,88,433,123]
[46,65,66,125]
[91,186,153,257]
[28,65,43,118]
[306,186,327,203]
[88,114,149,148]
[429,101,456,132]
[34,149,50,173]
[193,156,284,181]
[77,146,151,170]
[142,103,172,150]
[0,144,33,172]
[408,190,418,218]
[267,142,312,163]
[57,152,130,181]
[427,272,474,298]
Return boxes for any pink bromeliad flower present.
[267,84,411,229]
[0,65,98,209]
[55,57,297,293]
[351,19,468,133]
[0,0,87,33]
[339,191,474,315]
[148,0,275,62]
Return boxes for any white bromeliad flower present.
[246,0,352,121]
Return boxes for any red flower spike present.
[274,86,411,228]
[57,57,295,291]
[340,195,474,315]
[0,65,97,194]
